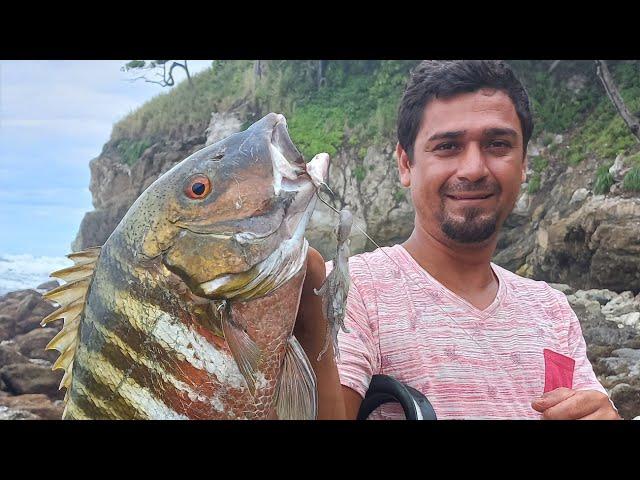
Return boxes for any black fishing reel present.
[357,375,437,420]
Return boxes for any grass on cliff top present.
[111,61,256,145]
[111,61,415,163]
[110,60,640,182]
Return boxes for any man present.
[294,60,620,420]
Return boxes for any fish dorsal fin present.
[221,311,262,396]
[42,246,101,400]
[275,336,318,420]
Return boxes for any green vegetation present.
[594,164,615,194]
[527,155,548,194]
[113,60,414,162]
[115,138,152,166]
[110,60,640,196]
[622,152,640,191]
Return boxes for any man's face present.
[397,88,527,246]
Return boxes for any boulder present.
[573,289,618,305]
[36,280,59,291]
[0,406,40,420]
[610,383,640,420]
[609,154,627,182]
[0,342,29,366]
[569,188,589,205]
[0,363,63,399]
[0,394,63,420]
[13,328,58,363]
[602,291,637,317]
[566,295,604,323]
[0,315,14,341]
[15,291,41,321]
[613,312,640,330]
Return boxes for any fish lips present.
[197,151,330,298]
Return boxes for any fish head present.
[130,112,329,299]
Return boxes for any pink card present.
[543,348,575,393]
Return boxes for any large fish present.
[41,113,331,419]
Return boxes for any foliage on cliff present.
[110,60,640,190]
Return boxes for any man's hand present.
[531,387,621,420]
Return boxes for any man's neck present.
[402,227,499,309]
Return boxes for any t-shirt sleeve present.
[326,258,380,399]
[553,290,608,396]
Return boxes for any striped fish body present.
[64,240,307,419]
[43,113,330,420]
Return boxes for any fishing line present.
[314,185,536,404]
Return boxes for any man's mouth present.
[445,193,495,201]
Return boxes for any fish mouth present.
[198,151,330,299]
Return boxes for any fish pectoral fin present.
[221,314,262,396]
[275,336,318,420]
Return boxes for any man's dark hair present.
[397,60,534,159]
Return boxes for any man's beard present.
[437,179,502,244]
[440,207,498,244]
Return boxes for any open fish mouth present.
[198,151,330,299]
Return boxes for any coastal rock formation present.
[1,282,639,419]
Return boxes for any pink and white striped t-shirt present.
[330,244,608,420]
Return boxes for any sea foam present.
[0,254,73,296]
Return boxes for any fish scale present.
[42,113,344,420]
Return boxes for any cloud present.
[0,60,213,257]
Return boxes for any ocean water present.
[0,254,73,296]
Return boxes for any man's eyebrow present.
[484,127,518,138]
[427,130,466,141]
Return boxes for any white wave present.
[0,253,73,296]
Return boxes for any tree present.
[595,60,640,142]
[121,60,193,88]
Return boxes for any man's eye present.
[488,140,511,149]
[435,142,458,151]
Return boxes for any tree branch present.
[595,60,640,142]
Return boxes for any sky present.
[0,60,213,258]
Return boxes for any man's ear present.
[521,153,528,183]
[397,142,412,187]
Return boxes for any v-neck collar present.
[395,244,506,319]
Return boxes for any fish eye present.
[185,175,212,200]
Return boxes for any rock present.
[205,112,243,146]
[566,295,604,322]
[0,315,14,341]
[13,328,58,362]
[574,288,619,306]
[15,291,40,320]
[36,280,59,291]
[610,383,640,420]
[0,406,40,420]
[602,291,637,317]
[527,142,541,157]
[583,322,638,350]
[548,283,574,295]
[597,357,630,377]
[569,188,589,204]
[0,394,63,420]
[614,312,640,330]
[0,342,29,366]
[0,376,6,392]
[513,192,530,215]
[609,155,629,182]
[553,134,564,144]
[0,363,63,399]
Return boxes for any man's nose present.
[456,143,489,183]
